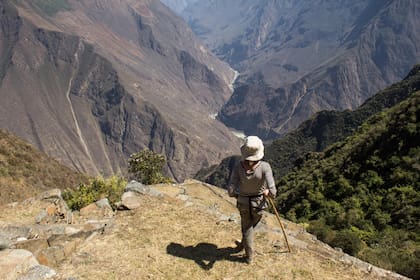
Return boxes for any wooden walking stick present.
[268,197,291,253]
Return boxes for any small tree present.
[128,149,172,185]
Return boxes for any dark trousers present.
[237,202,263,258]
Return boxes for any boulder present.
[0,249,39,279]
[0,225,31,240]
[14,239,49,257]
[79,198,114,219]
[125,181,163,197]
[124,181,150,194]
[36,189,62,201]
[0,234,12,250]
[36,246,65,268]
[120,191,142,210]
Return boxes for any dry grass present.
[55,181,383,280]
[0,128,88,205]
[0,196,56,226]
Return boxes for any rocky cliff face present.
[0,0,241,181]
[182,0,420,139]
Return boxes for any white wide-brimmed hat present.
[240,136,264,161]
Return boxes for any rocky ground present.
[0,180,410,279]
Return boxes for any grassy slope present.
[0,128,88,205]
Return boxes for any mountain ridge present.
[0,0,242,181]
[180,0,420,138]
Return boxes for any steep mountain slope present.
[276,90,419,279]
[265,64,420,179]
[182,0,420,138]
[0,180,409,279]
[0,128,87,205]
[183,0,362,79]
[196,65,420,187]
[0,0,240,182]
[160,0,199,14]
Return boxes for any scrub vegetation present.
[275,91,419,278]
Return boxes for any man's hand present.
[263,189,269,197]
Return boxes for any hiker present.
[228,135,277,264]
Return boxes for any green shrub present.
[128,149,172,185]
[308,220,336,244]
[332,229,364,255]
[63,175,127,211]
[359,229,420,279]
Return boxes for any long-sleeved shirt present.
[228,161,276,204]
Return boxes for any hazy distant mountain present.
[0,0,240,181]
[160,0,200,14]
[182,0,420,139]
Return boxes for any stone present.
[14,238,49,257]
[96,198,111,208]
[35,224,67,237]
[37,245,65,268]
[124,181,163,198]
[79,203,99,217]
[0,249,39,279]
[0,234,12,250]
[0,225,31,240]
[17,265,56,280]
[125,180,150,194]
[37,189,62,201]
[121,191,142,209]
[95,198,114,217]
[79,199,114,219]
[35,210,49,224]
[63,226,81,236]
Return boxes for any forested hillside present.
[275,92,419,279]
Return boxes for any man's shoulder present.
[259,161,272,170]
[260,161,271,167]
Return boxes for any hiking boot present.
[234,240,244,252]
[245,254,253,264]
[244,249,254,264]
